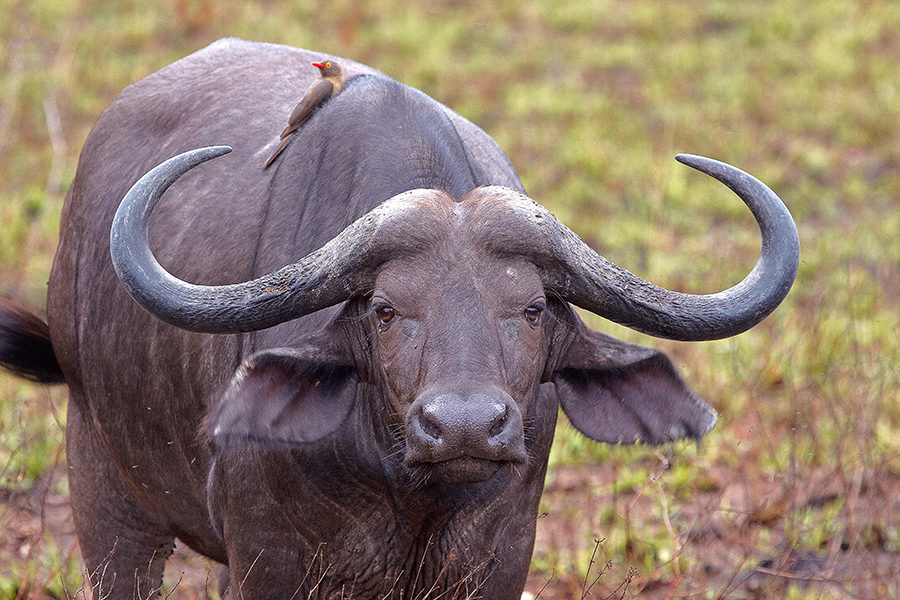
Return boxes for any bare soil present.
[3,459,899,599]
[530,463,900,598]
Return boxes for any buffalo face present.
[370,253,548,484]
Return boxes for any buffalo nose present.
[418,394,506,443]
[407,389,526,464]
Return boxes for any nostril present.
[488,407,509,439]
[418,413,442,442]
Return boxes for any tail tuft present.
[0,299,66,384]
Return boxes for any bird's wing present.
[278,79,335,138]
[264,136,293,168]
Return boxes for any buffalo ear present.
[210,347,357,446]
[551,322,716,445]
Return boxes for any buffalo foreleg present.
[66,401,174,599]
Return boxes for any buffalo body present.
[0,38,798,600]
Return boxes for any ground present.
[3,447,899,599]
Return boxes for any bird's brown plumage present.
[264,60,345,168]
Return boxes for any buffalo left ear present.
[551,323,717,445]
[210,347,357,446]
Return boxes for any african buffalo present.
[0,38,799,599]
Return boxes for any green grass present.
[2,0,900,598]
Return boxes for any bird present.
[264,60,345,168]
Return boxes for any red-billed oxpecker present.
[264,60,345,168]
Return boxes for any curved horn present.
[111,146,448,333]
[469,155,799,341]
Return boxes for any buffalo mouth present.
[418,456,506,485]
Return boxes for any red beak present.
[311,62,325,69]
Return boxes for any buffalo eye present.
[524,305,544,325]
[375,305,395,325]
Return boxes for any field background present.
[2,0,899,598]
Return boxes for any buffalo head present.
[109,146,798,490]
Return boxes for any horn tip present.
[675,153,737,182]
[675,153,707,169]
[206,145,233,157]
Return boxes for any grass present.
[2,0,900,597]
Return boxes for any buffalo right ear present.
[210,347,357,446]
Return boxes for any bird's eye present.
[325,62,331,68]
[375,305,395,325]
[524,305,544,324]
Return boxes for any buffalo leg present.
[66,400,174,599]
